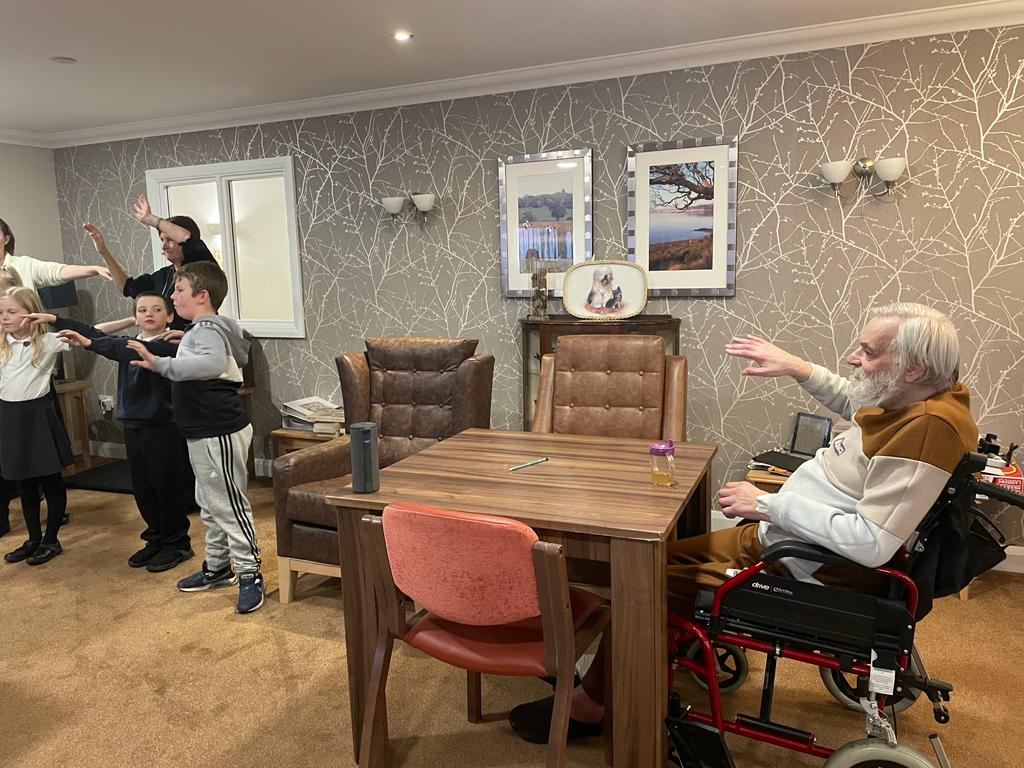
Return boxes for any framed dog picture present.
[562,260,648,320]
[499,148,593,298]
[626,136,737,297]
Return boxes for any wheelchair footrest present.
[666,718,736,768]
[736,713,815,744]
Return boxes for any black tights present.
[20,473,66,544]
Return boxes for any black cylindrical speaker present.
[349,422,380,493]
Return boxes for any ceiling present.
[2,0,1022,147]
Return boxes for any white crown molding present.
[10,0,1024,149]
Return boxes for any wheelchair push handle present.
[974,478,1024,509]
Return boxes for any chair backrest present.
[534,334,685,441]
[336,337,494,467]
[381,502,542,626]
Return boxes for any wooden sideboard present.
[519,314,682,430]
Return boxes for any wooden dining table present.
[326,428,717,768]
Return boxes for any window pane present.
[166,182,223,265]
[229,177,293,321]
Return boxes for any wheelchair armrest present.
[760,539,867,571]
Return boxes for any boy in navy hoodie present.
[41,292,192,571]
[129,262,262,614]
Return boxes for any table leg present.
[610,538,667,768]
[76,392,92,469]
[337,505,387,763]
[679,468,711,538]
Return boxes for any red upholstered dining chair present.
[359,503,610,768]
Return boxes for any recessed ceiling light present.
[392,31,414,42]
[50,56,78,64]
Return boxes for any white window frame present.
[145,156,305,338]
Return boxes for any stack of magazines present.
[281,396,346,436]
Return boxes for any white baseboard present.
[709,511,1024,573]
[90,440,274,478]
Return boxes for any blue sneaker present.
[176,561,236,592]
[236,571,265,614]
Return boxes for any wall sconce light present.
[380,196,407,219]
[819,156,907,198]
[379,193,437,222]
[410,192,436,222]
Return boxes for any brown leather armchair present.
[531,334,686,441]
[273,337,494,603]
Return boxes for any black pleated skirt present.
[0,395,73,480]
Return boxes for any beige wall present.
[0,143,63,263]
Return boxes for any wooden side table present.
[271,427,339,458]
[56,379,93,474]
[745,469,788,493]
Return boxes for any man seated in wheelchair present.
[509,301,978,744]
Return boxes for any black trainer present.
[4,539,40,563]
[128,543,162,568]
[176,561,236,592]
[26,541,62,565]
[508,694,603,744]
[146,546,194,573]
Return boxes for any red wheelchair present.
[665,452,1022,767]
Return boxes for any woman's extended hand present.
[82,223,107,253]
[130,194,159,228]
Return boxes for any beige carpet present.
[1,482,1021,768]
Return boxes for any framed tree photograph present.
[499,148,593,297]
[626,136,737,297]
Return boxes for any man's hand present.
[724,335,812,381]
[23,312,56,327]
[128,339,157,369]
[130,194,159,228]
[718,481,769,522]
[83,223,107,253]
[56,329,92,348]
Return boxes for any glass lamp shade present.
[411,193,436,212]
[874,157,907,182]
[820,160,853,184]
[381,196,406,215]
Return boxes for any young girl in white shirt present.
[0,287,73,565]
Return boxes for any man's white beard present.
[848,366,902,410]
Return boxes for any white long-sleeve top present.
[0,332,68,401]
[2,254,65,291]
[756,364,977,581]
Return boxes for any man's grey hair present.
[868,302,960,390]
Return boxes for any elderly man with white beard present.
[509,302,980,745]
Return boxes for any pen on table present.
[508,456,549,472]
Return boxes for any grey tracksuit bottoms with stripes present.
[187,424,260,575]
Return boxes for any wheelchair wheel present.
[685,640,748,693]
[820,655,921,714]
[822,738,935,767]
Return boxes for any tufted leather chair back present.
[531,334,686,442]
[337,337,494,468]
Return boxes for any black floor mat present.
[64,459,133,494]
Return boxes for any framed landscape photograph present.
[499,148,593,297]
[626,136,737,297]
[562,260,648,320]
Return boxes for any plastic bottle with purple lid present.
[649,439,676,487]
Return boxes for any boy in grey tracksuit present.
[129,261,263,614]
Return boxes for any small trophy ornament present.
[530,269,549,319]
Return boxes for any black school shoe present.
[4,539,40,563]
[26,541,62,565]
[146,546,194,573]
[129,543,162,568]
[508,694,604,744]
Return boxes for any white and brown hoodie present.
[756,364,978,581]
